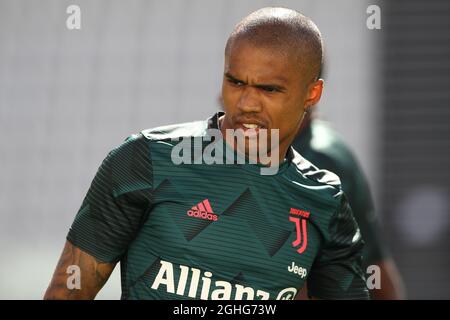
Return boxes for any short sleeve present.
[307,193,370,300]
[67,134,153,263]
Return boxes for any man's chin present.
[236,144,273,160]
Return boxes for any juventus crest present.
[289,208,310,254]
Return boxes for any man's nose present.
[236,86,262,113]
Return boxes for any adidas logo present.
[187,199,218,221]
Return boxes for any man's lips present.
[231,122,269,138]
[235,119,267,129]
[242,123,259,129]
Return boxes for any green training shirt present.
[292,119,388,267]
[67,112,369,300]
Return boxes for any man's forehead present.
[225,70,289,85]
[225,42,296,82]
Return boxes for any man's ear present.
[305,79,324,109]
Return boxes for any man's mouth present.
[237,122,267,138]
[242,123,261,129]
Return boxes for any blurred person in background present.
[291,65,406,300]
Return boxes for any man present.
[292,112,406,299]
[44,7,368,300]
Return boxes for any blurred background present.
[0,0,449,299]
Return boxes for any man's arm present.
[344,162,405,299]
[44,135,153,299]
[44,241,116,300]
[306,193,370,300]
[295,258,406,300]
[44,135,152,299]
[369,259,406,300]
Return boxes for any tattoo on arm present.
[44,241,116,300]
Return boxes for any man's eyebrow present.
[225,72,287,91]
[225,72,246,83]
[254,83,287,92]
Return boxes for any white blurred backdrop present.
[0,0,380,299]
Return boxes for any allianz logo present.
[288,262,308,279]
[151,260,298,300]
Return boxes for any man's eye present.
[261,86,280,93]
[228,78,245,87]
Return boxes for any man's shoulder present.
[100,118,211,187]
[103,118,209,165]
[140,119,209,141]
[288,148,343,204]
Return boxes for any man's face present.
[221,40,322,160]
